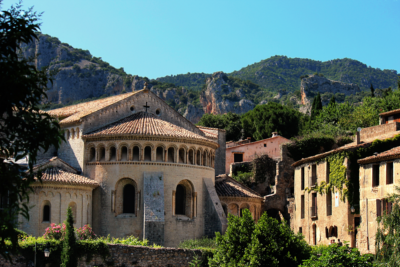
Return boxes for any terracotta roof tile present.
[358,146,400,164]
[198,128,218,139]
[83,112,212,142]
[46,91,141,125]
[379,109,400,117]
[215,174,263,199]
[34,167,98,187]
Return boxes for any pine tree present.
[311,93,323,118]
[370,83,375,97]
[61,207,77,267]
[328,96,336,106]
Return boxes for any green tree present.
[328,95,336,106]
[0,2,62,260]
[311,93,323,118]
[61,207,78,267]
[241,102,303,140]
[245,214,311,267]
[209,209,255,266]
[301,244,373,267]
[375,186,400,267]
[197,112,242,141]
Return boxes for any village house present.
[291,109,400,250]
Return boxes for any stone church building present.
[19,85,262,247]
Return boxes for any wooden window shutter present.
[325,227,329,238]
[376,199,381,217]
[382,199,386,215]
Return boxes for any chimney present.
[272,132,278,137]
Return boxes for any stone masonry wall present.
[0,244,203,267]
[360,122,400,141]
[215,129,226,176]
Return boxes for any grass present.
[178,237,217,250]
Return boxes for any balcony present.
[310,206,318,218]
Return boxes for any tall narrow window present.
[179,148,185,163]
[301,195,305,219]
[189,150,194,164]
[175,184,186,215]
[99,147,105,161]
[311,193,317,218]
[109,147,116,161]
[326,161,330,183]
[144,146,152,161]
[168,147,175,163]
[373,165,380,187]
[327,190,332,216]
[387,162,393,184]
[196,150,201,165]
[301,167,305,190]
[132,146,140,161]
[121,146,128,161]
[376,199,381,217]
[299,227,302,234]
[311,164,317,186]
[89,147,96,162]
[156,147,164,162]
[43,205,50,222]
[123,184,135,213]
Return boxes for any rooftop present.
[34,167,98,187]
[358,146,400,164]
[83,112,214,144]
[215,174,263,199]
[379,108,400,117]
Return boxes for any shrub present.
[61,207,77,267]
[76,225,96,240]
[301,244,373,267]
[178,237,217,250]
[44,223,66,240]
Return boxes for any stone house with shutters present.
[290,109,400,250]
[17,84,263,247]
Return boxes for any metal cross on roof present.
[143,102,150,113]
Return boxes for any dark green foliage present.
[245,214,311,267]
[0,3,63,261]
[61,207,77,267]
[311,93,323,118]
[232,171,254,187]
[210,210,311,267]
[301,244,373,267]
[328,96,336,106]
[197,112,242,141]
[209,209,255,266]
[287,135,336,161]
[241,102,303,140]
[375,187,400,266]
[156,72,211,91]
[370,83,375,97]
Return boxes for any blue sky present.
[2,0,400,79]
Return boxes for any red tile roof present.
[34,168,98,187]
[46,91,141,125]
[83,112,213,143]
[358,146,400,164]
[215,174,263,199]
[379,108,400,117]
[197,126,219,139]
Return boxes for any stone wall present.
[0,244,203,267]
[58,126,85,171]
[360,122,400,141]
[215,129,226,176]
[203,178,227,237]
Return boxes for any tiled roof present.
[46,91,141,125]
[292,131,400,167]
[358,146,400,164]
[215,174,263,199]
[197,126,219,139]
[379,108,400,117]
[83,112,212,142]
[33,157,76,171]
[34,168,98,187]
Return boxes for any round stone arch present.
[196,147,203,165]
[87,143,96,162]
[75,127,80,138]
[228,203,239,216]
[70,128,75,139]
[106,142,118,161]
[173,179,196,218]
[115,178,138,216]
[166,144,178,163]
[203,149,209,166]
[178,145,188,164]
[155,143,166,162]
[188,146,196,165]
[41,200,51,222]
[65,129,70,140]
[142,143,155,161]
[96,143,106,161]
[118,142,130,161]
[130,143,142,161]
[239,203,250,217]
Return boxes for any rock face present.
[200,72,255,116]
[183,104,204,123]
[20,33,146,104]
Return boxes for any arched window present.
[175,184,186,215]
[188,149,194,165]
[203,152,207,166]
[109,146,116,161]
[43,204,50,222]
[68,202,77,224]
[99,146,105,161]
[70,128,75,139]
[179,148,185,163]
[89,147,96,162]
[144,146,152,161]
[120,146,128,161]
[156,147,164,162]
[65,130,70,140]
[123,184,136,213]
[196,150,201,165]
[168,147,175,163]
[132,146,140,161]
[76,128,79,138]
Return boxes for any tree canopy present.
[0,2,63,260]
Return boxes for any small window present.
[123,184,135,214]
[311,164,317,186]
[132,146,140,161]
[376,199,381,217]
[387,162,393,184]
[301,167,305,190]
[299,227,302,234]
[130,106,135,112]
[311,193,317,218]
[99,147,106,161]
[373,165,380,187]
[89,147,96,162]
[234,153,243,163]
[121,146,128,161]
[110,147,117,161]
[144,146,152,161]
[326,161,330,183]
[156,109,161,116]
[264,144,266,147]
[43,205,50,222]
[327,190,332,216]
[301,195,305,219]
